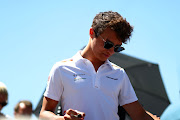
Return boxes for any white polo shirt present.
[44,51,138,120]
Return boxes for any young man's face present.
[91,28,122,62]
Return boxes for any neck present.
[81,39,105,71]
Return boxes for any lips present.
[103,53,110,58]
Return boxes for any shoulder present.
[5,114,12,119]
[110,62,125,71]
[59,58,74,63]
[49,58,75,74]
[54,58,75,67]
[0,113,12,119]
[109,62,129,79]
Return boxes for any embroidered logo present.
[106,76,118,80]
[73,74,86,81]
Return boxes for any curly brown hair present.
[91,11,133,43]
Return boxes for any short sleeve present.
[44,63,64,101]
[118,71,138,106]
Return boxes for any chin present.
[95,52,109,62]
[99,56,108,62]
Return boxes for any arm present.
[146,111,160,120]
[123,101,156,120]
[39,97,85,120]
[39,97,64,120]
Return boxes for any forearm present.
[131,112,154,120]
[40,97,64,120]
[146,111,160,120]
[143,112,154,120]
[123,101,160,120]
[39,110,64,120]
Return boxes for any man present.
[40,11,159,120]
[14,100,33,119]
[0,82,10,119]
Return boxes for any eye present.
[106,39,114,45]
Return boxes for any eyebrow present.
[106,38,122,46]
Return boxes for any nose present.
[107,47,115,55]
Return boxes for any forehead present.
[101,28,122,43]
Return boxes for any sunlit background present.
[0,0,179,119]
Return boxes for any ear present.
[89,28,95,38]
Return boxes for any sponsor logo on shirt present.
[73,74,86,81]
[106,76,118,80]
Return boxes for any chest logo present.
[106,76,118,80]
[73,74,86,81]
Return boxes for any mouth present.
[103,53,110,58]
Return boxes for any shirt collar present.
[72,51,114,70]
[104,59,114,70]
[72,51,86,64]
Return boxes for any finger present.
[74,110,85,118]
[64,114,81,120]
[66,109,78,116]
[73,114,83,118]
[65,109,85,119]
[81,112,85,118]
[64,114,71,120]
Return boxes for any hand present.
[146,111,160,120]
[64,109,85,120]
